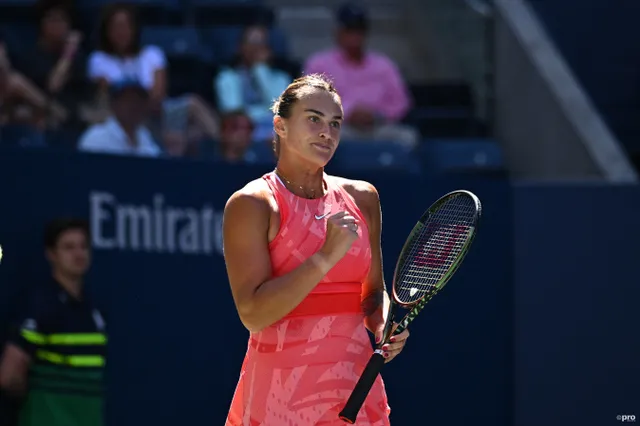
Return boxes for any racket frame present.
[390,190,481,336]
[339,190,482,424]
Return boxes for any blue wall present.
[513,184,640,426]
[0,150,638,426]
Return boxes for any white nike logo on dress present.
[315,213,329,220]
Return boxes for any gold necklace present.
[274,169,323,199]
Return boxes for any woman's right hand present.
[319,211,360,265]
[64,31,82,57]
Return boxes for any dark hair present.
[270,73,340,158]
[35,0,74,30]
[97,3,141,55]
[229,24,270,68]
[220,110,253,132]
[241,23,268,45]
[44,217,90,249]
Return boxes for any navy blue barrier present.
[0,149,511,426]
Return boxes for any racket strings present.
[395,195,477,304]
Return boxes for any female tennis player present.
[223,73,410,426]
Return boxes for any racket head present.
[391,190,482,307]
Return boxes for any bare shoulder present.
[224,178,273,217]
[332,176,380,210]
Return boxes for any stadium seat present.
[268,27,290,60]
[199,26,288,65]
[410,81,473,108]
[79,0,183,27]
[247,139,276,164]
[141,26,214,63]
[420,138,506,175]
[330,140,422,174]
[0,125,46,148]
[0,0,37,25]
[1,25,37,54]
[0,0,36,12]
[140,26,216,98]
[199,26,242,64]
[199,138,275,165]
[405,107,478,138]
[166,58,217,101]
[405,82,479,138]
[189,0,271,27]
[189,0,262,4]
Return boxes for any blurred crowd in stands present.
[0,0,504,175]
[0,0,425,164]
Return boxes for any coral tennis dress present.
[225,171,391,426]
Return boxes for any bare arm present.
[0,344,31,397]
[347,181,411,361]
[223,186,336,333]
[343,181,390,337]
[150,68,167,104]
[47,57,73,94]
[48,32,82,94]
[10,73,68,121]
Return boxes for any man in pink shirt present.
[303,2,418,147]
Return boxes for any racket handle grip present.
[339,350,386,424]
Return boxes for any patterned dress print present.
[226,172,390,426]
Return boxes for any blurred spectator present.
[163,131,192,158]
[0,217,105,426]
[78,80,161,157]
[304,2,418,147]
[0,59,49,148]
[0,55,24,127]
[87,3,219,150]
[215,24,291,142]
[10,0,94,133]
[213,111,259,163]
[0,35,57,137]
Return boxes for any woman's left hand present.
[376,323,410,363]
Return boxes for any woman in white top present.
[88,3,219,156]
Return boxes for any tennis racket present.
[339,189,482,424]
